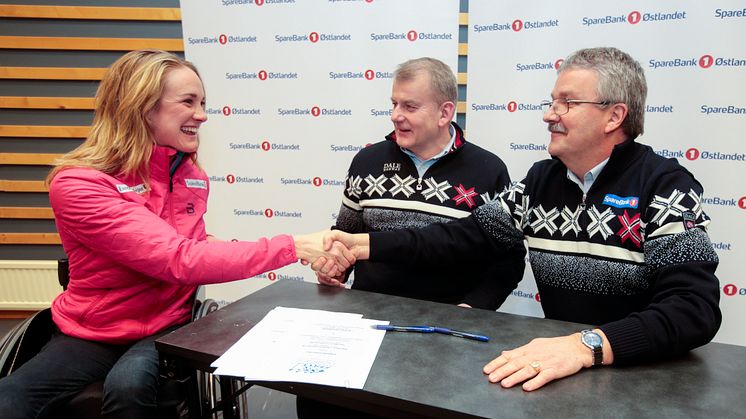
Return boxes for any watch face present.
[583,331,602,347]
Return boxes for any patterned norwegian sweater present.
[370,140,721,364]
[336,122,525,309]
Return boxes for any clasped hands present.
[292,230,369,283]
[296,230,607,391]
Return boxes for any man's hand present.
[322,230,370,260]
[482,332,608,391]
[293,230,355,277]
[314,242,350,287]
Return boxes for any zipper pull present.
[416,177,423,190]
[579,193,587,210]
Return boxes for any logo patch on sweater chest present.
[382,162,401,172]
[116,184,146,194]
[185,179,207,189]
[603,194,639,209]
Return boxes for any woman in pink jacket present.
[0,49,352,419]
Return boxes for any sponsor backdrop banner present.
[179,1,460,302]
[467,0,745,346]
[181,0,744,346]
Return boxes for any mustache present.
[548,123,566,134]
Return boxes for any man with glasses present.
[321,47,721,391]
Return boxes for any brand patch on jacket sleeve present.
[185,179,207,189]
[602,194,639,209]
[116,183,146,194]
[682,211,696,230]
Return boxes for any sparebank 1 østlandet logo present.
[211,174,264,185]
[227,139,301,152]
[187,33,257,46]
[515,58,564,72]
[232,206,303,219]
[472,17,559,34]
[328,68,393,81]
[223,0,297,7]
[277,105,352,117]
[281,176,345,188]
[471,100,542,113]
[656,147,746,162]
[658,147,746,162]
[581,9,686,27]
[370,29,453,42]
[225,69,299,81]
[253,271,305,282]
[208,105,261,117]
[649,53,745,70]
[275,31,352,43]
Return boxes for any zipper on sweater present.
[168,152,185,227]
[580,193,587,211]
[416,176,423,190]
[169,152,185,193]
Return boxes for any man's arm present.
[460,162,525,310]
[483,168,721,391]
[598,167,721,364]
[460,243,525,310]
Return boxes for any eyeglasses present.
[539,98,610,116]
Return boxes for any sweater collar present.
[384,121,467,155]
[150,146,188,180]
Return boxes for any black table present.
[156,280,745,418]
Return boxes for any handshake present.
[292,230,370,287]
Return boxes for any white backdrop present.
[180,0,746,347]
[467,0,746,346]
[179,0,460,301]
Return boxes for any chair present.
[0,258,220,419]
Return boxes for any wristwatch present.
[580,329,603,366]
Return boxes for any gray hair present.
[394,57,458,105]
[559,47,647,139]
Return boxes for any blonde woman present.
[0,49,351,418]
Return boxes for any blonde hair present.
[47,49,202,185]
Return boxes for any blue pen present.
[373,325,435,333]
[433,327,489,342]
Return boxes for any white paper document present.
[211,306,388,389]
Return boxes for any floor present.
[0,318,298,419]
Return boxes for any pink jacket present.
[49,146,297,344]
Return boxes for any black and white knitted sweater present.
[371,140,721,364]
[336,122,525,309]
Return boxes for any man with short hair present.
[299,57,525,418]
[323,47,721,391]
[318,57,524,310]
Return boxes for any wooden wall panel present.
[0,3,182,254]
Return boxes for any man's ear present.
[605,103,628,134]
[439,101,456,127]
